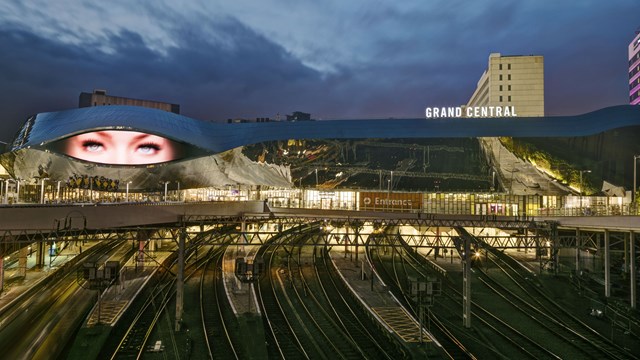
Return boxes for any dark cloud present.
[0,1,639,142]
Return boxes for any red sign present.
[359,192,422,211]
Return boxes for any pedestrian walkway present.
[82,249,172,326]
[329,249,432,343]
[223,244,261,315]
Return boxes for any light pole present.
[16,179,22,203]
[56,180,61,203]
[633,155,640,207]
[579,170,591,214]
[40,177,49,204]
[4,179,14,204]
[176,181,181,202]
[126,181,132,202]
[163,181,170,202]
[315,168,318,187]
[390,171,394,192]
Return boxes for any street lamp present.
[40,177,49,204]
[163,181,170,202]
[56,180,62,203]
[126,181,132,202]
[579,170,591,214]
[4,179,14,204]
[176,181,181,202]
[633,155,640,206]
[16,179,22,203]
[315,168,318,187]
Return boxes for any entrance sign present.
[425,106,518,119]
[359,192,422,211]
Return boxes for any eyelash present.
[137,142,161,151]
[81,139,104,150]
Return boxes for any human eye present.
[81,140,104,153]
[136,142,161,155]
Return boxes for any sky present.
[0,0,639,141]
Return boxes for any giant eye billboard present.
[56,130,186,165]
[0,106,294,191]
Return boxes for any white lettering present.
[447,107,455,117]
[425,105,517,118]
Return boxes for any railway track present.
[200,241,238,359]
[104,229,230,359]
[367,233,476,359]
[457,226,637,359]
[0,240,130,359]
[313,246,404,358]
[256,228,310,358]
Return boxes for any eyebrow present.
[131,133,154,141]
[90,131,114,140]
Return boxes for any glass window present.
[508,85,512,91]
[499,96,503,102]
[508,74,511,80]
[508,96,512,102]
[499,85,503,91]
[499,64,502,70]
[499,75,503,81]
[508,64,511,70]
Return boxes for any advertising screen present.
[53,130,187,165]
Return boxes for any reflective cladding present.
[2,104,640,190]
[7,105,640,157]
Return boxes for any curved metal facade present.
[2,105,640,190]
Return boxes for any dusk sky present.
[1,1,639,141]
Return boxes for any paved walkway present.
[329,248,432,343]
[223,244,261,316]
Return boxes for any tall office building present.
[79,89,180,114]
[629,29,640,105]
[467,53,544,117]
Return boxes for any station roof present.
[5,104,640,156]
